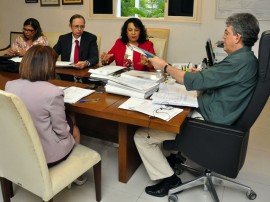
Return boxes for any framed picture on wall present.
[25,0,38,3]
[62,0,83,5]
[40,0,60,6]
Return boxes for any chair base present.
[168,166,257,202]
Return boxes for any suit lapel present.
[66,33,73,57]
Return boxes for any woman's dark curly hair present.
[23,18,43,42]
[121,18,148,44]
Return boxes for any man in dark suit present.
[53,14,99,82]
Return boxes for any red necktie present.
[74,40,80,64]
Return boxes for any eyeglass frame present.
[72,25,85,30]
[22,28,35,33]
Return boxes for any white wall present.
[1,0,269,65]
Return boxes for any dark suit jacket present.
[53,31,98,67]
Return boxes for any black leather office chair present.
[163,30,270,202]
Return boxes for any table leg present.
[118,123,141,183]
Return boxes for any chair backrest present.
[147,28,170,40]
[149,37,167,58]
[234,30,270,130]
[10,32,23,46]
[0,32,23,55]
[96,35,101,58]
[43,32,63,48]
[147,28,170,59]
[43,32,63,61]
[0,90,52,197]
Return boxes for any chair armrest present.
[0,45,11,52]
[164,118,245,150]
[0,45,11,55]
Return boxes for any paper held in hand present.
[127,44,155,58]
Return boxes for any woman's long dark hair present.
[121,18,148,44]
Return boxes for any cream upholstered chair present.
[43,32,63,61]
[0,32,23,55]
[0,90,101,202]
[96,35,101,56]
[147,28,170,40]
[149,38,167,59]
[43,32,63,48]
[147,28,170,59]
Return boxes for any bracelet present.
[163,63,171,74]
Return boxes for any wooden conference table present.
[0,70,191,183]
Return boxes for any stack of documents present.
[59,86,95,104]
[151,82,198,108]
[119,97,183,121]
[121,70,165,83]
[105,75,159,99]
[89,65,126,80]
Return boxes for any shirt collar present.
[72,36,81,43]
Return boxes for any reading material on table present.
[89,65,126,80]
[89,65,126,75]
[118,97,183,121]
[151,82,198,108]
[9,57,22,63]
[59,86,95,104]
[56,61,73,67]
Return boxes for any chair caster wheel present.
[174,165,184,175]
[168,194,178,202]
[246,190,257,200]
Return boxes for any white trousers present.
[134,127,176,180]
[134,110,204,181]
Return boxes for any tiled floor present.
[1,99,270,202]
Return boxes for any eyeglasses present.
[23,28,35,33]
[72,25,85,29]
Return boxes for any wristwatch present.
[162,63,171,74]
[85,60,90,67]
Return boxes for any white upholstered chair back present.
[43,32,63,48]
[43,32,63,61]
[147,28,170,59]
[0,90,52,199]
[96,35,101,56]
[0,90,102,202]
[149,38,167,59]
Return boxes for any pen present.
[79,98,100,103]
[186,62,190,72]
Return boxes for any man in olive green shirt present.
[185,46,257,125]
[134,13,260,197]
